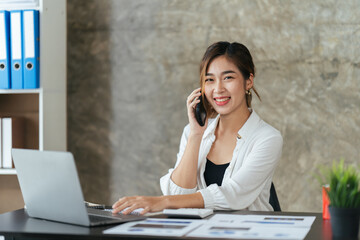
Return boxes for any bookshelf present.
[0,1,66,173]
[0,0,66,215]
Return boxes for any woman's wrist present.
[161,195,171,209]
[159,193,204,209]
[188,132,204,140]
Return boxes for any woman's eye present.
[224,76,233,80]
[205,78,213,82]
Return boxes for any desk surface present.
[0,209,331,240]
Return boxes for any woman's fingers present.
[189,98,200,109]
[111,196,167,215]
[122,203,141,215]
[187,88,201,105]
[112,204,127,214]
[140,206,150,215]
[112,197,125,209]
[189,91,201,102]
[191,87,201,96]
[112,197,132,213]
[187,95,200,106]
[112,196,152,215]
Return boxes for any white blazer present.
[160,110,283,211]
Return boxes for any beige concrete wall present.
[67,0,360,212]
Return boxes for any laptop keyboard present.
[87,208,146,222]
[89,214,117,223]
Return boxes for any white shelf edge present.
[0,169,17,175]
[0,2,40,11]
[0,6,40,11]
[0,89,41,94]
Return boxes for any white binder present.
[10,10,23,89]
[23,10,39,89]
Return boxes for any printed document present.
[187,214,316,239]
[187,222,311,239]
[209,214,316,228]
[103,218,205,237]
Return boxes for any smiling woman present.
[112,41,283,215]
[200,42,261,117]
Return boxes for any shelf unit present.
[0,0,66,175]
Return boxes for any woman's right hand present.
[186,88,208,136]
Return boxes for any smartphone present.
[194,95,207,127]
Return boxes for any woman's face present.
[204,56,252,117]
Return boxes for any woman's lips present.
[214,97,231,106]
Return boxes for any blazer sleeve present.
[198,133,283,210]
[160,124,197,195]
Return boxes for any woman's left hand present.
[112,195,168,215]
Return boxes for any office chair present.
[269,182,281,211]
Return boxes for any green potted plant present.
[317,159,360,238]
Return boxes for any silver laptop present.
[12,148,146,227]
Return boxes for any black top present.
[204,158,230,186]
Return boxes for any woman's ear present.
[246,73,254,90]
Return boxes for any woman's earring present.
[246,88,252,108]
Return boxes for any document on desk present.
[103,218,205,237]
[186,214,316,239]
[209,214,316,228]
[187,222,311,239]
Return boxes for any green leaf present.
[315,159,360,208]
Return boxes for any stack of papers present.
[103,213,316,239]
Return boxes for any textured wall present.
[67,0,360,212]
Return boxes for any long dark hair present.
[199,41,261,117]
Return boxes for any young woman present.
[112,41,283,215]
